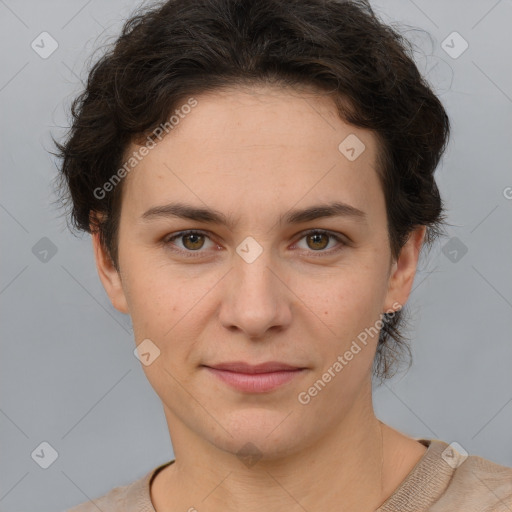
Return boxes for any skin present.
[92,84,428,512]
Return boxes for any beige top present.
[67,439,512,511]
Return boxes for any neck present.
[154,392,391,512]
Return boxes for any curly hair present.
[52,0,450,382]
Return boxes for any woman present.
[55,0,512,510]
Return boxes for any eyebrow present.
[140,201,367,228]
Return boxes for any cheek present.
[123,260,219,366]
[295,262,387,337]
[119,244,183,329]
[297,270,386,405]
[126,272,202,399]
[124,277,172,337]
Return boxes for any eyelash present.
[162,229,347,258]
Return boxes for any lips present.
[206,361,302,373]
[203,361,306,393]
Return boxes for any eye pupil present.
[183,233,204,250]
[307,233,329,250]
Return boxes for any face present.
[93,85,424,460]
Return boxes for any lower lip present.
[204,367,305,393]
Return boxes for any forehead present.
[120,85,383,222]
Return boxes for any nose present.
[218,247,292,339]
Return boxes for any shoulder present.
[66,480,132,512]
[65,461,173,512]
[431,443,512,512]
[65,476,145,512]
[379,439,512,512]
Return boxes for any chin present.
[204,407,314,463]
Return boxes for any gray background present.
[0,0,511,510]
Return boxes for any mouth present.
[202,361,307,393]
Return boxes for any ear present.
[383,225,426,313]
[90,228,129,315]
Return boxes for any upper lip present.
[204,361,304,374]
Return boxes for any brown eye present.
[164,230,215,256]
[294,229,346,255]
[306,232,330,250]
[181,233,205,250]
